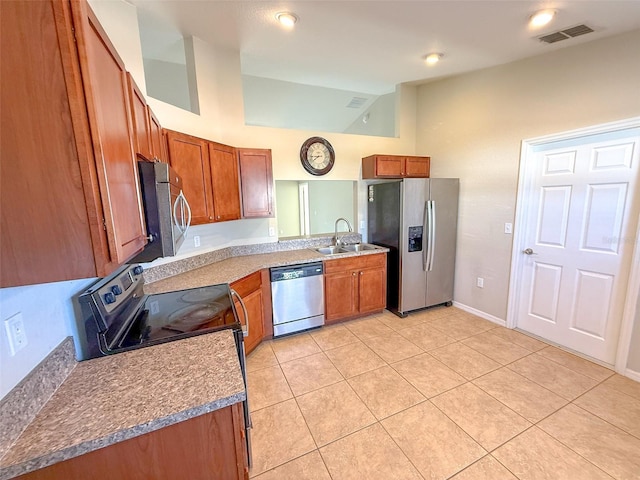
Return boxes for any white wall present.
[629,297,640,373]
[345,92,396,137]
[415,30,640,367]
[0,278,94,399]
[143,58,192,112]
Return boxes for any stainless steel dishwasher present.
[271,262,325,337]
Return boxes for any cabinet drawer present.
[324,253,386,274]
[360,252,386,269]
[324,257,361,274]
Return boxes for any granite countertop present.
[0,330,245,480]
[145,246,388,294]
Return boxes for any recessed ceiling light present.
[425,53,443,65]
[530,9,556,28]
[275,12,298,28]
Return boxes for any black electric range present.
[74,264,252,465]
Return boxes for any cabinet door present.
[16,405,247,480]
[148,108,166,162]
[358,266,387,314]
[404,156,430,177]
[238,149,274,218]
[234,288,265,354]
[324,271,358,323]
[0,0,104,286]
[231,271,266,354]
[374,155,403,177]
[73,1,147,264]
[209,143,242,222]
[166,130,214,225]
[127,73,152,160]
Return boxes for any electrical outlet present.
[194,235,201,247]
[268,227,276,237]
[4,312,27,356]
[504,223,513,234]
[476,277,484,288]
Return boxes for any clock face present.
[300,137,335,176]
[307,143,331,169]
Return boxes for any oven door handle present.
[230,289,249,338]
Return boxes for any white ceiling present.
[129,0,640,96]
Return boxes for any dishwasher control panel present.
[270,262,323,282]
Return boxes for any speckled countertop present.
[0,330,245,480]
[145,246,387,294]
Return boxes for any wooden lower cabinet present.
[230,270,272,353]
[17,403,249,480]
[324,253,387,324]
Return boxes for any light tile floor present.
[246,307,640,480]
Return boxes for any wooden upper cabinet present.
[209,142,242,222]
[1,0,98,286]
[148,108,166,162]
[237,149,274,218]
[126,73,152,160]
[0,0,149,286]
[166,130,214,225]
[362,154,430,179]
[73,1,147,264]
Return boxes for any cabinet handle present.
[360,271,363,275]
[230,288,249,338]
[352,272,356,276]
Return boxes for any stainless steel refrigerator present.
[367,178,459,317]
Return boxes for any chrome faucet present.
[334,217,353,247]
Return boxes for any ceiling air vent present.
[346,97,368,108]
[562,24,594,38]
[538,24,594,44]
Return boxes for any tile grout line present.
[246,309,634,479]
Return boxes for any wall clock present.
[300,137,335,176]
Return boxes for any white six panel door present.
[517,132,640,364]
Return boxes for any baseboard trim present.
[624,368,640,382]
[452,302,506,327]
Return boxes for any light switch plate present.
[504,223,513,234]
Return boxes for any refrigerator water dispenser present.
[408,226,423,252]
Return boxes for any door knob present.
[522,248,536,255]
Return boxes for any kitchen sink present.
[314,243,381,255]
[315,246,343,255]
[339,243,379,252]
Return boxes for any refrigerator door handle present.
[423,201,429,272]
[429,201,437,271]
[426,200,433,271]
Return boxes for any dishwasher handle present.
[230,289,249,338]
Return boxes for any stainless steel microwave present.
[130,160,191,263]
